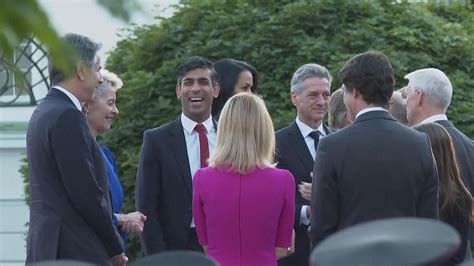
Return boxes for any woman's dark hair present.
[414,122,472,222]
[212,58,258,119]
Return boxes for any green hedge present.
[22,0,474,261]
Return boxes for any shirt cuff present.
[300,205,310,225]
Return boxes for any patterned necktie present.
[308,131,321,155]
[194,124,209,167]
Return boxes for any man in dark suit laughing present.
[136,56,220,255]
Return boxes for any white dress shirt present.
[419,114,448,125]
[180,113,216,227]
[355,107,388,119]
[53,86,82,111]
[295,117,327,225]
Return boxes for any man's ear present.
[353,88,361,99]
[416,90,424,106]
[76,61,86,81]
[290,91,297,106]
[176,84,181,99]
[213,83,220,98]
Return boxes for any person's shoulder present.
[194,167,220,183]
[442,123,474,145]
[198,167,218,175]
[54,108,87,128]
[144,118,179,137]
[275,123,294,137]
[396,123,431,140]
[320,124,351,143]
[324,123,337,135]
[263,167,294,181]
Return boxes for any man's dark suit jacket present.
[136,117,195,255]
[26,88,123,264]
[436,120,474,248]
[436,120,474,194]
[276,121,333,266]
[310,111,439,248]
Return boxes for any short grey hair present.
[49,33,102,85]
[290,63,332,94]
[404,68,452,111]
[93,69,122,100]
[65,33,102,68]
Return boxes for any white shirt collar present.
[356,107,388,119]
[419,114,448,125]
[52,86,82,111]
[295,116,326,138]
[181,113,214,134]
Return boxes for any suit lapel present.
[287,122,314,173]
[169,117,193,194]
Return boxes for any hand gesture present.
[111,253,128,266]
[298,181,312,201]
[118,211,147,234]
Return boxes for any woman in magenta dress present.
[193,93,295,266]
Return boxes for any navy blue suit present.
[26,88,123,264]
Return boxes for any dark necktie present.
[194,124,209,167]
[308,131,321,155]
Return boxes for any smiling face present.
[233,70,254,94]
[176,68,220,123]
[85,86,119,136]
[291,77,330,129]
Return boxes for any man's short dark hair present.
[48,33,101,85]
[176,56,218,85]
[338,51,395,107]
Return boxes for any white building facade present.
[0,39,49,265]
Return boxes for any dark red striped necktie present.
[194,124,209,167]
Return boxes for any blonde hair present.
[93,69,123,100]
[209,93,275,174]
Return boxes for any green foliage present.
[102,0,474,259]
[96,0,142,22]
[19,157,30,203]
[0,0,139,75]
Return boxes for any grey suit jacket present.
[310,111,439,247]
[26,88,123,264]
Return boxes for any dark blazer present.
[275,121,333,266]
[26,88,123,264]
[436,119,474,251]
[436,120,474,193]
[136,117,194,255]
[310,111,439,248]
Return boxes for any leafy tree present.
[102,0,474,259]
[0,0,140,72]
